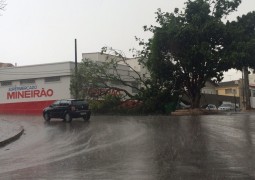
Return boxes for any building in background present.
[215,80,243,108]
[82,52,140,98]
[82,52,140,71]
[2,53,254,115]
[0,53,141,115]
[249,72,255,108]
[0,62,14,68]
[216,80,241,97]
[201,81,218,95]
[0,62,74,114]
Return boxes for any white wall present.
[0,76,71,104]
[249,73,255,86]
[0,61,74,81]
[201,87,217,94]
[82,53,140,71]
[0,62,74,104]
[250,97,255,108]
[82,53,140,95]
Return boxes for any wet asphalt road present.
[0,114,255,179]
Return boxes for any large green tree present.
[70,50,141,100]
[225,12,255,109]
[140,0,241,108]
[70,48,179,113]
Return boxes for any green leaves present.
[139,0,243,108]
[211,0,242,19]
[226,11,255,69]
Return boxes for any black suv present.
[43,99,91,122]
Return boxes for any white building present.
[0,62,74,114]
[82,52,140,97]
[0,53,141,115]
[249,72,255,108]
[0,52,223,115]
[201,81,218,94]
[82,52,141,71]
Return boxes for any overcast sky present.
[0,0,254,81]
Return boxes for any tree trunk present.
[190,91,201,109]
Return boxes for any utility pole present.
[233,89,236,112]
[241,70,245,110]
[75,39,78,99]
[243,66,251,110]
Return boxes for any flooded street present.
[0,114,255,179]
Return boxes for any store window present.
[20,79,35,85]
[45,76,60,83]
[1,81,12,86]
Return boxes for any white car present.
[205,104,217,110]
[218,104,234,111]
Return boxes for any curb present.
[171,109,220,116]
[0,126,24,148]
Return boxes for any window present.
[45,76,60,83]
[1,81,12,86]
[225,88,237,95]
[225,88,233,94]
[52,100,61,106]
[60,100,70,106]
[20,79,35,85]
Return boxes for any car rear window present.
[72,100,87,106]
[60,100,71,105]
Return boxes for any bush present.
[89,95,122,114]
[88,93,178,115]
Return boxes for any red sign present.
[7,88,54,99]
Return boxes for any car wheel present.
[44,113,51,121]
[65,113,72,122]
[83,114,90,121]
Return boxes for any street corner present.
[0,120,24,148]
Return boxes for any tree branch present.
[0,0,6,11]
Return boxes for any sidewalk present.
[0,120,24,147]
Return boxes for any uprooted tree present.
[70,48,179,113]
[70,49,142,100]
[138,0,242,108]
[70,49,144,112]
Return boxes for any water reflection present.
[1,115,255,179]
[142,116,210,179]
[243,115,253,146]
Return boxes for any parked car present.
[178,101,191,109]
[201,104,217,110]
[205,104,217,110]
[218,103,234,111]
[43,99,91,122]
